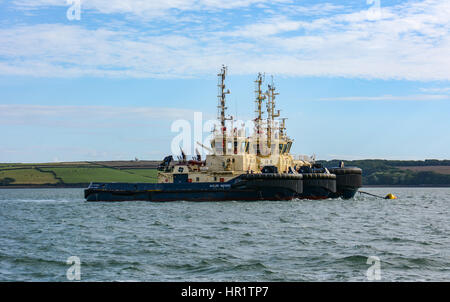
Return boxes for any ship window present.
[279,144,284,153]
[287,141,292,152]
[196,177,200,182]
[253,143,259,155]
[214,177,217,181]
[178,167,184,173]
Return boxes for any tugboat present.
[297,164,336,200]
[328,162,362,199]
[84,66,362,202]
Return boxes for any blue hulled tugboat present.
[84,66,362,202]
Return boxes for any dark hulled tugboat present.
[296,164,336,199]
[84,66,362,202]
[328,162,362,199]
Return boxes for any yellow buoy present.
[384,193,397,200]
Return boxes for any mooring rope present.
[359,190,394,199]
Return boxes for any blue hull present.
[84,174,303,202]
[84,170,362,202]
[327,167,362,200]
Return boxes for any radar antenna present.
[265,80,280,148]
[217,65,232,155]
[254,73,266,155]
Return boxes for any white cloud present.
[223,17,303,38]
[0,104,198,127]
[318,94,450,101]
[420,87,450,93]
[1,0,450,80]
[13,0,282,16]
[283,3,346,16]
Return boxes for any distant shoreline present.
[363,184,450,188]
[2,160,449,188]
[1,184,450,189]
[0,184,89,189]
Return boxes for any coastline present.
[362,184,450,188]
[0,184,89,189]
[1,184,450,189]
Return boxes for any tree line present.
[319,159,450,186]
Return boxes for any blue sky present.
[1,0,450,162]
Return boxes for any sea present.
[0,188,448,282]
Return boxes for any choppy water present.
[0,188,449,281]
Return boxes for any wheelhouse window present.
[287,141,292,153]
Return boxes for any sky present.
[1,0,450,163]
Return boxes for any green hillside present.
[0,163,158,186]
[0,168,59,185]
[1,160,449,187]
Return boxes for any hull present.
[84,169,363,202]
[328,167,362,200]
[84,174,303,202]
[297,173,337,200]
[332,188,359,199]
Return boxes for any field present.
[0,168,58,185]
[39,167,157,184]
[397,166,450,175]
[0,161,159,186]
[319,159,450,186]
[121,169,158,179]
[2,159,450,187]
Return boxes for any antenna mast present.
[280,118,287,139]
[217,65,232,155]
[265,80,280,148]
[254,73,265,155]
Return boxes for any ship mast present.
[265,79,280,149]
[280,117,288,139]
[254,73,266,155]
[217,65,232,155]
